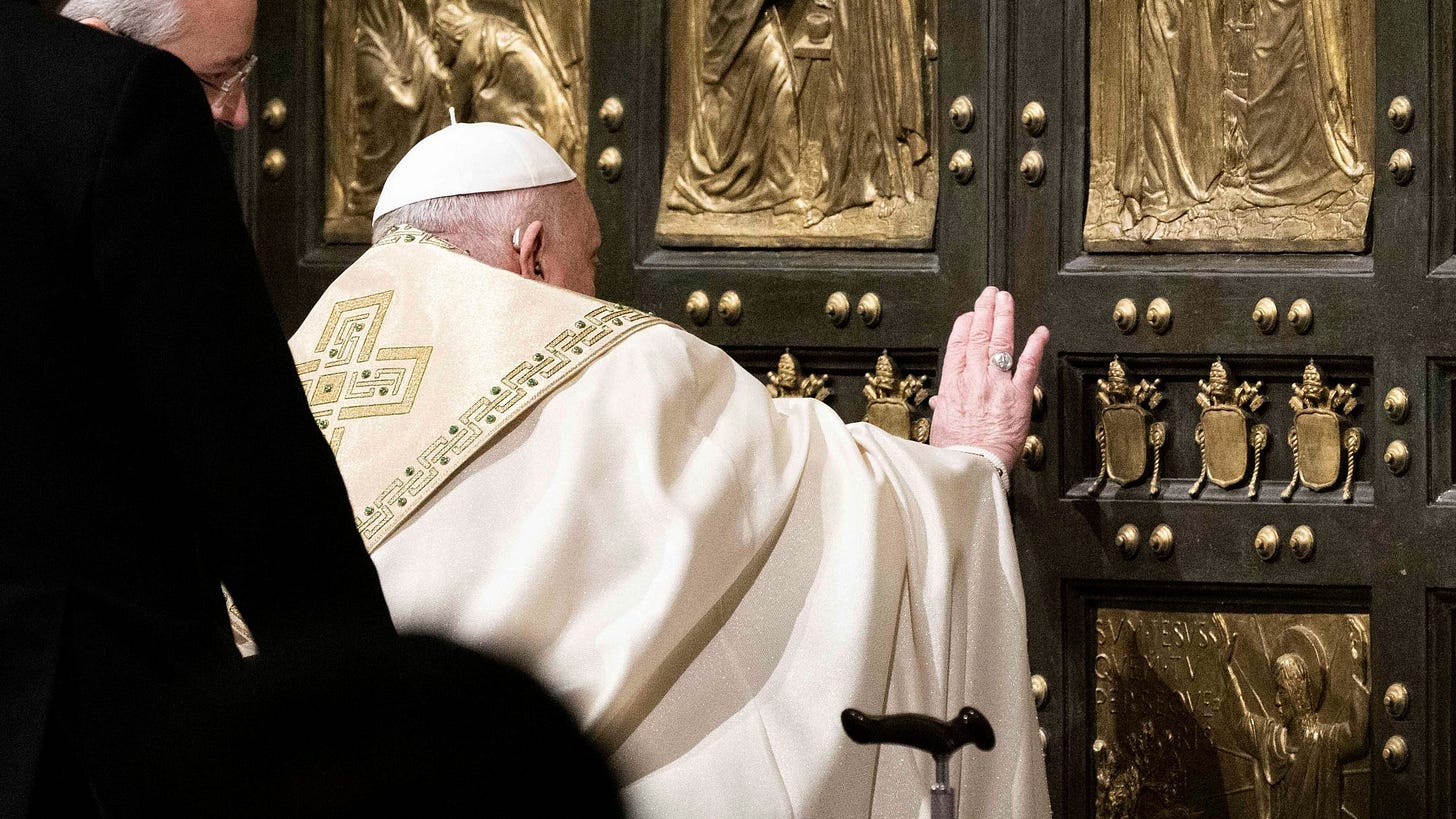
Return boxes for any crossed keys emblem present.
[295,290,433,453]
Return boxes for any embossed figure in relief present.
[433,2,586,173]
[325,0,589,242]
[1090,357,1167,496]
[1282,361,1362,502]
[862,350,930,442]
[666,0,803,218]
[1093,610,1373,819]
[1093,724,1190,819]
[1216,614,1371,819]
[1190,359,1269,499]
[346,1,451,219]
[1084,0,1374,251]
[658,0,938,248]
[765,349,831,400]
[815,0,931,223]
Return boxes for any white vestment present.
[285,230,1051,818]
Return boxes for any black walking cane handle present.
[840,707,995,756]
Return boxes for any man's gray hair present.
[373,188,548,253]
[61,0,186,46]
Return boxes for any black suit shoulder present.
[0,4,209,233]
[0,2,153,95]
[0,4,147,146]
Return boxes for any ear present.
[79,17,115,33]
[515,220,546,281]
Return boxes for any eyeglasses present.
[196,53,257,107]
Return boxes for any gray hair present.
[373,188,550,255]
[61,0,186,46]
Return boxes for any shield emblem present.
[1102,404,1150,484]
[865,402,912,440]
[1294,408,1343,490]
[1203,405,1250,488]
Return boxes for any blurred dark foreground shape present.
[143,635,625,817]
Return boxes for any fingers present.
[1013,326,1050,393]
[966,287,997,366]
[988,290,1015,362]
[943,311,975,384]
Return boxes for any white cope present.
[288,239,1051,818]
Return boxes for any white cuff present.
[948,445,1011,494]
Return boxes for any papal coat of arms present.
[1189,359,1269,499]
[765,349,831,401]
[1283,361,1362,502]
[1090,357,1167,496]
[863,351,931,443]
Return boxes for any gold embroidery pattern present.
[355,302,659,548]
[373,223,462,252]
[222,585,255,654]
[297,290,433,453]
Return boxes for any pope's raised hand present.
[928,287,1049,467]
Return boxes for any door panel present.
[1067,586,1376,819]
[1082,0,1376,255]
[1007,0,1437,814]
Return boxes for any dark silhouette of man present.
[0,2,394,814]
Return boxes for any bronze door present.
[1006,0,1445,815]
[241,0,1446,816]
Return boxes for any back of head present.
[1273,652,1314,715]
[372,184,558,260]
[370,122,577,226]
[431,1,473,43]
[59,0,184,44]
[370,123,600,296]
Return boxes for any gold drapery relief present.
[657,0,938,249]
[1084,0,1374,252]
[1094,609,1370,818]
[325,0,589,244]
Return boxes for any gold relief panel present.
[1094,609,1371,818]
[1084,0,1375,252]
[325,0,590,243]
[657,0,938,248]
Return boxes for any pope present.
[271,122,1051,818]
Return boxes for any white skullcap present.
[372,122,578,223]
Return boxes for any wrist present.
[947,445,1011,493]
